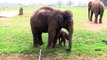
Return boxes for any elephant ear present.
[49,11,63,27]
[62,10,73,21]
[55,12,63,27]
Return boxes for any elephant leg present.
[52,30,60,48]
[61,38,65,45]
[47,31,56,48]
[59,38,61,45]
[90,11,93,21]
[52,39,57,48]
[99,13,103,23]
[94,13,98,23]
[60,38,63,45]
[31,29,39,47]
[52,35,58,48]
[88,10,90,21]
[38,33,44,45]
[63,39,66,46]
[33,33,39,47]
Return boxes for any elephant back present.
[91,0,105,13]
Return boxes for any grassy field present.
[0,6,107,60]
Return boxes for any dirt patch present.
[0,54,38,60]
[80,56,107,60]
[0,54,107,60]
[41,55,56,60]
[83,20,107,31]
[0,54,57,60]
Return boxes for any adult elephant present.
[88,0,105,23]
[30,7,73,51]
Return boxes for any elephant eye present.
[63,16,71,20]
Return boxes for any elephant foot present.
[47,46,52,50]
[59,43,62,45]
[89,20,92,21]
[33,44,39,47]
[47,44,52,49]
[99,22,102,24]
[39,43,44,45]
[33,43,38,47]
[65,48,71,51]
[38,40,44,45]
[94,21,97,23]
[64,42,66,46]
[99,21,102,24]
[39,42,44,45]
[52,44,56,48]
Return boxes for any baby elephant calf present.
[57,31,69,45]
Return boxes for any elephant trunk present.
[66,21,73,51]
[88,1,92,20]
[88,8,90,20]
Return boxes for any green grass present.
[0,6,107,59]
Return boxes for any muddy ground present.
[0,54,107,60]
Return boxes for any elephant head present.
[48,10,73,51]
[62,11,73,51]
